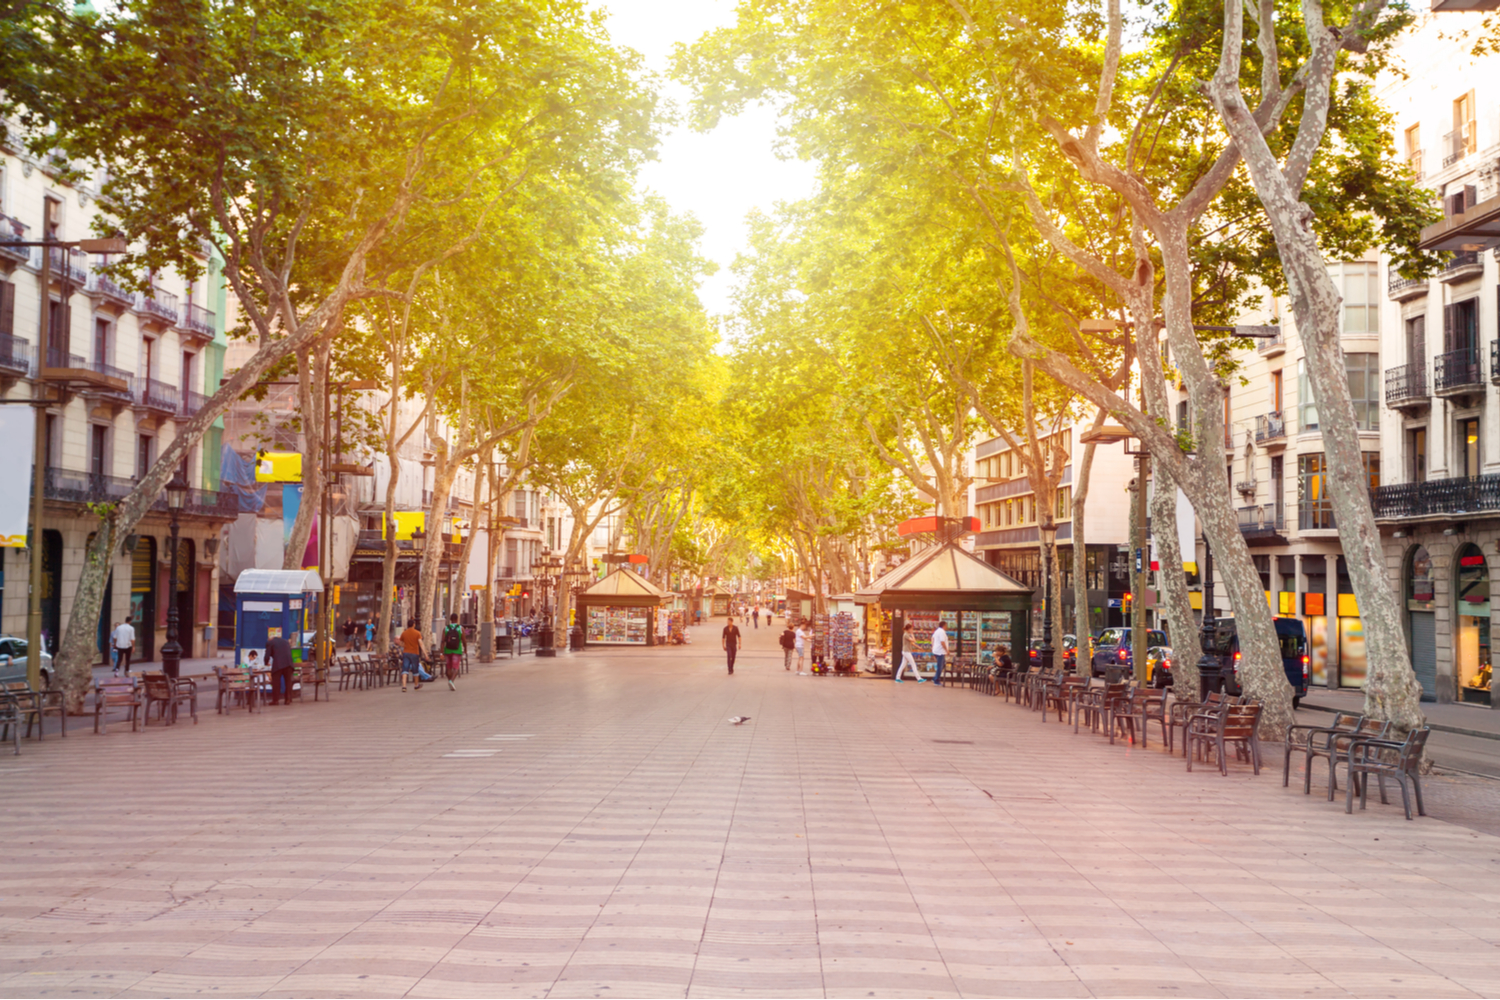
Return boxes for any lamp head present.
[165,471,190,510]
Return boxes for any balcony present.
[1254,411,1287,446]
[1372,474,1500,520]
[1435,347,1484,398]
[0,334,33,376]
[1440,249,1484,283]
[181,301,216,341]
[1444,125,1473,168]
[42,348,131,394]
[180,389,209,418]
[46,246,89,287]
[0,215,29,264]
[1256,326,1285,357]
[131,376,180,414]
[1387,269,1428,301]
[136,287,179,326]
[88,269,134,309]
[84,359,133,400]
[1386,361,1430,411]
[1238,504,1286,544]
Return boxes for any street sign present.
[1134,547,1143,573]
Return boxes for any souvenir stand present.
[857,541,1033,677]
[578,567,666,647]
[708,586,732,618]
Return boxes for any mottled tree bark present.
[1205,0,1422,734]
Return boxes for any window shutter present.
[1444,303,1454,352]
[1465,184,1478,211]
[0,281,13,338]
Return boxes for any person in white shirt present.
[794,623,809,674]
[931,622,949,686]
[111,619,136,675]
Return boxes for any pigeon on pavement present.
[728,716,751,725]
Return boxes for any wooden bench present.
[214,666,259,713]
[94,677,142,734]
[2,680,66,740]
[142,672,197,726]
[1187,700,1264,775]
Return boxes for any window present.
[141,337,155,380]
[1406,123,1423,179]
[1270,455,1284,519]
[1460,417,1481,477]
[93,318,111,366]
[1337,262,1380,334]
[1453,91,1477,160]
[43,195,62,240]
[1446,298,1479,355]
[1405,314,1425,365]
[182,352,195,394]
[136,435,153,479]
[0,280,14,338]
[1299,453,1378,530]
[1004,500,1013,525]
[1270,369,1283,413]
[1175,400,1189,432]
[1299,454,1332,530]
[90,424,108,478]
[1298,358,1318,432]
[1409,427,1426,483]
[1056,487,1071,520]
[1346,353,1379,431]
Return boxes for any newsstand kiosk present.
[858,541,1033,676]
[233,569,324,670]
[578,567,666,648]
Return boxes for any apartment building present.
[1370,12,1500,705]
[970,425,1135,638]
[1192,274,1383,695]
[0,136,233,662]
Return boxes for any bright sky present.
[596,0,818,323]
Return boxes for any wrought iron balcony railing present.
[180,389,209,418]
[0,215,29,263]
[0,334,33,376]
[1371,474,1500,519]
[131,376,179,412]
[1238,504,1285,538]
[1254,411,1286,443]
[1435,347,1483,393]
[1385,361,1429,407]
[137,287,179,324]
[183,302,216,338]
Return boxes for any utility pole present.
[1133,453,1149,685]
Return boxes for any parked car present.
[1145,646,1173,687]
[0,636,54,689]
[1195,616,1309,706]
[1089,627,1168,676]
[1027,634,1078,671]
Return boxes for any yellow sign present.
[1337,593,1360,618]
[1278,592,1296,615]
[254,450,303,483]
[1189,591,1203,610]
[1264,590,1275,612]
[380,511,462,543]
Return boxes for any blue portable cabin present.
[233,569,323,670]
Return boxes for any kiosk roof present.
[582,566,666,598]
[234,569,325,594]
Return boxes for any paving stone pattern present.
[4,623,1500,998]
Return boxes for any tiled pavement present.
[5,624,1500,998]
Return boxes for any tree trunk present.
[1207,27,1423,733]
[283,340,326,570]
[480,451,499,662]
[1149,471,1200,697]
[419,454,462,644]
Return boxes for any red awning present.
[896,515,981,537]
[627,554,648,564]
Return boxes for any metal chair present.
[93,677,142,734]
[1324,717,1393,801]
[1346,728,1430,820]
[1283,712,1363,792]
[1187,701,1264,775]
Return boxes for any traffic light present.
[1122,592,1133,616]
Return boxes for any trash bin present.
[569,625,584,651]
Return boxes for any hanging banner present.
[0,407,35,546]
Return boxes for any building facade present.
[1371,11,1500,705]
[0,131,233,663]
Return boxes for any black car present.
[1196,616,1309,706]
[1027,634,1077,671]
[1089,627,1168,676]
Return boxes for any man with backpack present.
[779,623,796,671]
[441,613,465,691]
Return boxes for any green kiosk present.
[860,541,1034,675]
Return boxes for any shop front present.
[859,541,1033,675]
[578,567,665,647]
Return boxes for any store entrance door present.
[1410,610,1436,701]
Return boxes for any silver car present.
[0,636,54,689]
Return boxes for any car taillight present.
[1301,654,1309,677]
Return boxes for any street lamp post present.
[160,471,190,681]
[1038,522,1056,674]
[530,552,562,656]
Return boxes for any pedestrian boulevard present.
[3,623,1499,999]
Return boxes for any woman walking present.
[894,621,925,683]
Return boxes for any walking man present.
[266,631,295,705]
[895,621,925,683]
[931,619,949,686]
[111,618,135,676]
[752,606,759,629]
[779,622,796,670]
[794,621,809,674]
[441,613,464,691]
[341,617,356,651]
[399,618,432,691]
[722,616,742,675]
